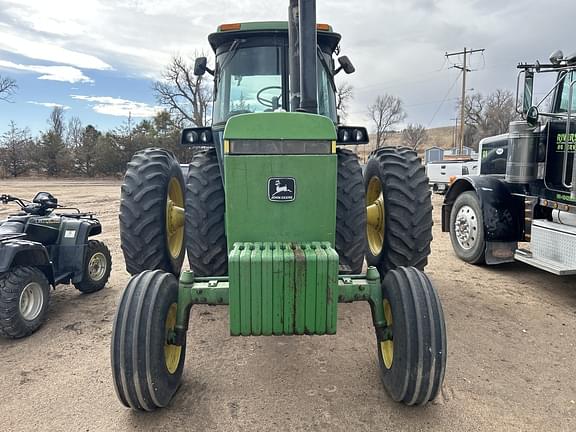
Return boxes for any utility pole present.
[445,47,485,155]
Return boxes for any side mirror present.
[526,106,539,126]
[194,57,208,76]
[181,127,215,146]
[335,56,355,75]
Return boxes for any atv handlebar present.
[0,194,27,208]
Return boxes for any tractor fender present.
[441,176,524,242]
[0,239,55,284]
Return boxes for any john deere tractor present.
[112,0,446,410]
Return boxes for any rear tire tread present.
[185,149,228,276]
[336,148,366,274]
[365,147,433,273]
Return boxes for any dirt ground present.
[0,178,575,432]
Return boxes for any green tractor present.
[112,0,446,411]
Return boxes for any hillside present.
[347,126,455,162]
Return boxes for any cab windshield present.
[213,43,337,124]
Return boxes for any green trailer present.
[112,0,446,411]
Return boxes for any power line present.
[426,71,462,128]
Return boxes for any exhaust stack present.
[288,0,318,114]
[288,0,300,111]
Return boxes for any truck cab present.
[442,52,576,275]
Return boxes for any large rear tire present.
[120,148,186,276]
[335,148,366,274]
[111,270,186,411]
[364,147,432,275]
[376,266,446,405]
[0,266,50,339]
[185,149,228,276]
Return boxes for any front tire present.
[0,266,50,339]
[111,270,186,411]
[364,147,433,275]
[120,148,186,276]
[74,240,112,293]
[449,191,485,264]
[377,267,447,405]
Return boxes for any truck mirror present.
[523,70,534,114]
[526,106,539,126]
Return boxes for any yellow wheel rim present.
[366,176,385,255]
[166,178,185,259]
[164,303,182,374]
[380,299,393,369]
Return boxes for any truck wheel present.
[0,266,50,339]
[120,148,186,276]
[377,267,446,405]
[185,149,228,276]
[111,270,186,411]
[449,191,485,264]
[336,148,366,274]
[364,147,433,275]
[74,240,112,293]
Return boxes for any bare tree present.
[0,75,17,102]
[402,124,428,151]
[461,89,519,149]
[367,94,406,148]
[153,54,212,127]
[336,82,353,122]
[67,116,83,148]
[0,121,31,176]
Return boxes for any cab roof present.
[208,21,341,52]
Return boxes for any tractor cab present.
[207,22,340,125]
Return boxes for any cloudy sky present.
[0,0,574,135]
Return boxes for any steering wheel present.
[256,86,282,108]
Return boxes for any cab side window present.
[558,72,576,113]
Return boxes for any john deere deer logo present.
[268,177,296,202]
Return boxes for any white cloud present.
[70,94,162,117]
[0,32,112,71]
[1,0,575,129]
[27,101,71,110]
[0,60,94,83]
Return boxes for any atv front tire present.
[74,240,112,293]
[0,266,50,339]
[120,148,186,275]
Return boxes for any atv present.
[0,192,112,339]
